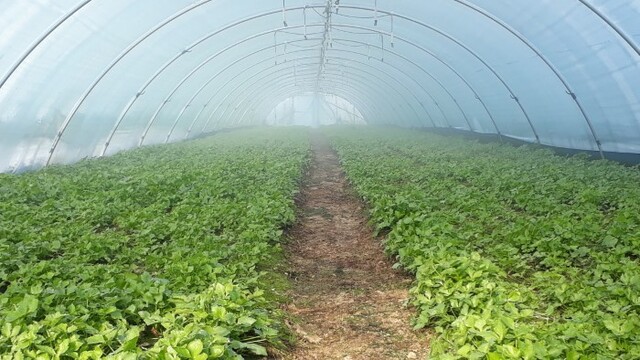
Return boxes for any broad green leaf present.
[187,339,204,356]
[457,344,473,357]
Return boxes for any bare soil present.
[277,132,429,359]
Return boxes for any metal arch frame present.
[99,30,435,151]
[241,77,416,129]
[576,0,640,58]
[46,0,218,165]
[45,3,592,164]
[176,29,493,139]
[127,21,506,146]
[154,19,528,143]
[200,67,395,133]
[302,90,372,125]
[105,29,317,154]
[200,66,390,132]
[221,64,422,131]
[160,43,444,144]
[327,36,500,134]
[44,5,328,161]
[174,43,387,140]
[198,70,383,132]
[332,32,503,137]
[136,24,449,146]
[0,0,93,92]
[231,81,383,129]
[237,85,377,128]
[183,58,384,138]
[144,19,527,146]
[141,19,524,146]
[212,57,448,133]
[201,57,428,136]
[100,33,328,154]
[236,80,391,129]
[451,0,605,157]
[49,5,532,163]
[335,5,540,143]
[226,83,380,130]
[162,44,433,144]
[324,46,461,130]
[201,62,413,135]
[331,41,450,128]
[135,29,316,146]
[11,3,627,164]
[232,64,432,126]
[94,18,506,156]
[164,41,476,142]
[303,89,378,125]
[236,85,358,128]
[179,43,394,139]
[167,60,415,144]
[207,78,384,132]
[283,94,366,124]
[56,7,323,160]
[229,71,415,129]
[138,20,502,145]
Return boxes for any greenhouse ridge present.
[1,1,640,172]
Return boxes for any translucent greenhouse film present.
[0,0,639,172]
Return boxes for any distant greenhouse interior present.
[265,94,366,127]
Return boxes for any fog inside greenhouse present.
[265,93,366,127]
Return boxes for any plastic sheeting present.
[0,0,638,172]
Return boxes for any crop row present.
[326,127,640,359]
[0,128,310,359]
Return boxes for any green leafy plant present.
[325,126,640,359]
[0,128,310,359]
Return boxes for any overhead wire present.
[333,39,368,48]
[332,27,380,36]
[334,12,390,20]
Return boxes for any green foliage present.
[0,128,310,359]
[325,126,640,359]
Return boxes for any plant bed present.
[325,126,640,359]
[0,128,310,359]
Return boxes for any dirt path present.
[279,132,429,359]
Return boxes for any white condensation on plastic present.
[0,4,38,51]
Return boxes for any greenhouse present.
[0,1,639,359]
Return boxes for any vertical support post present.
[282,0,288,27]
[374,0,378,26]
